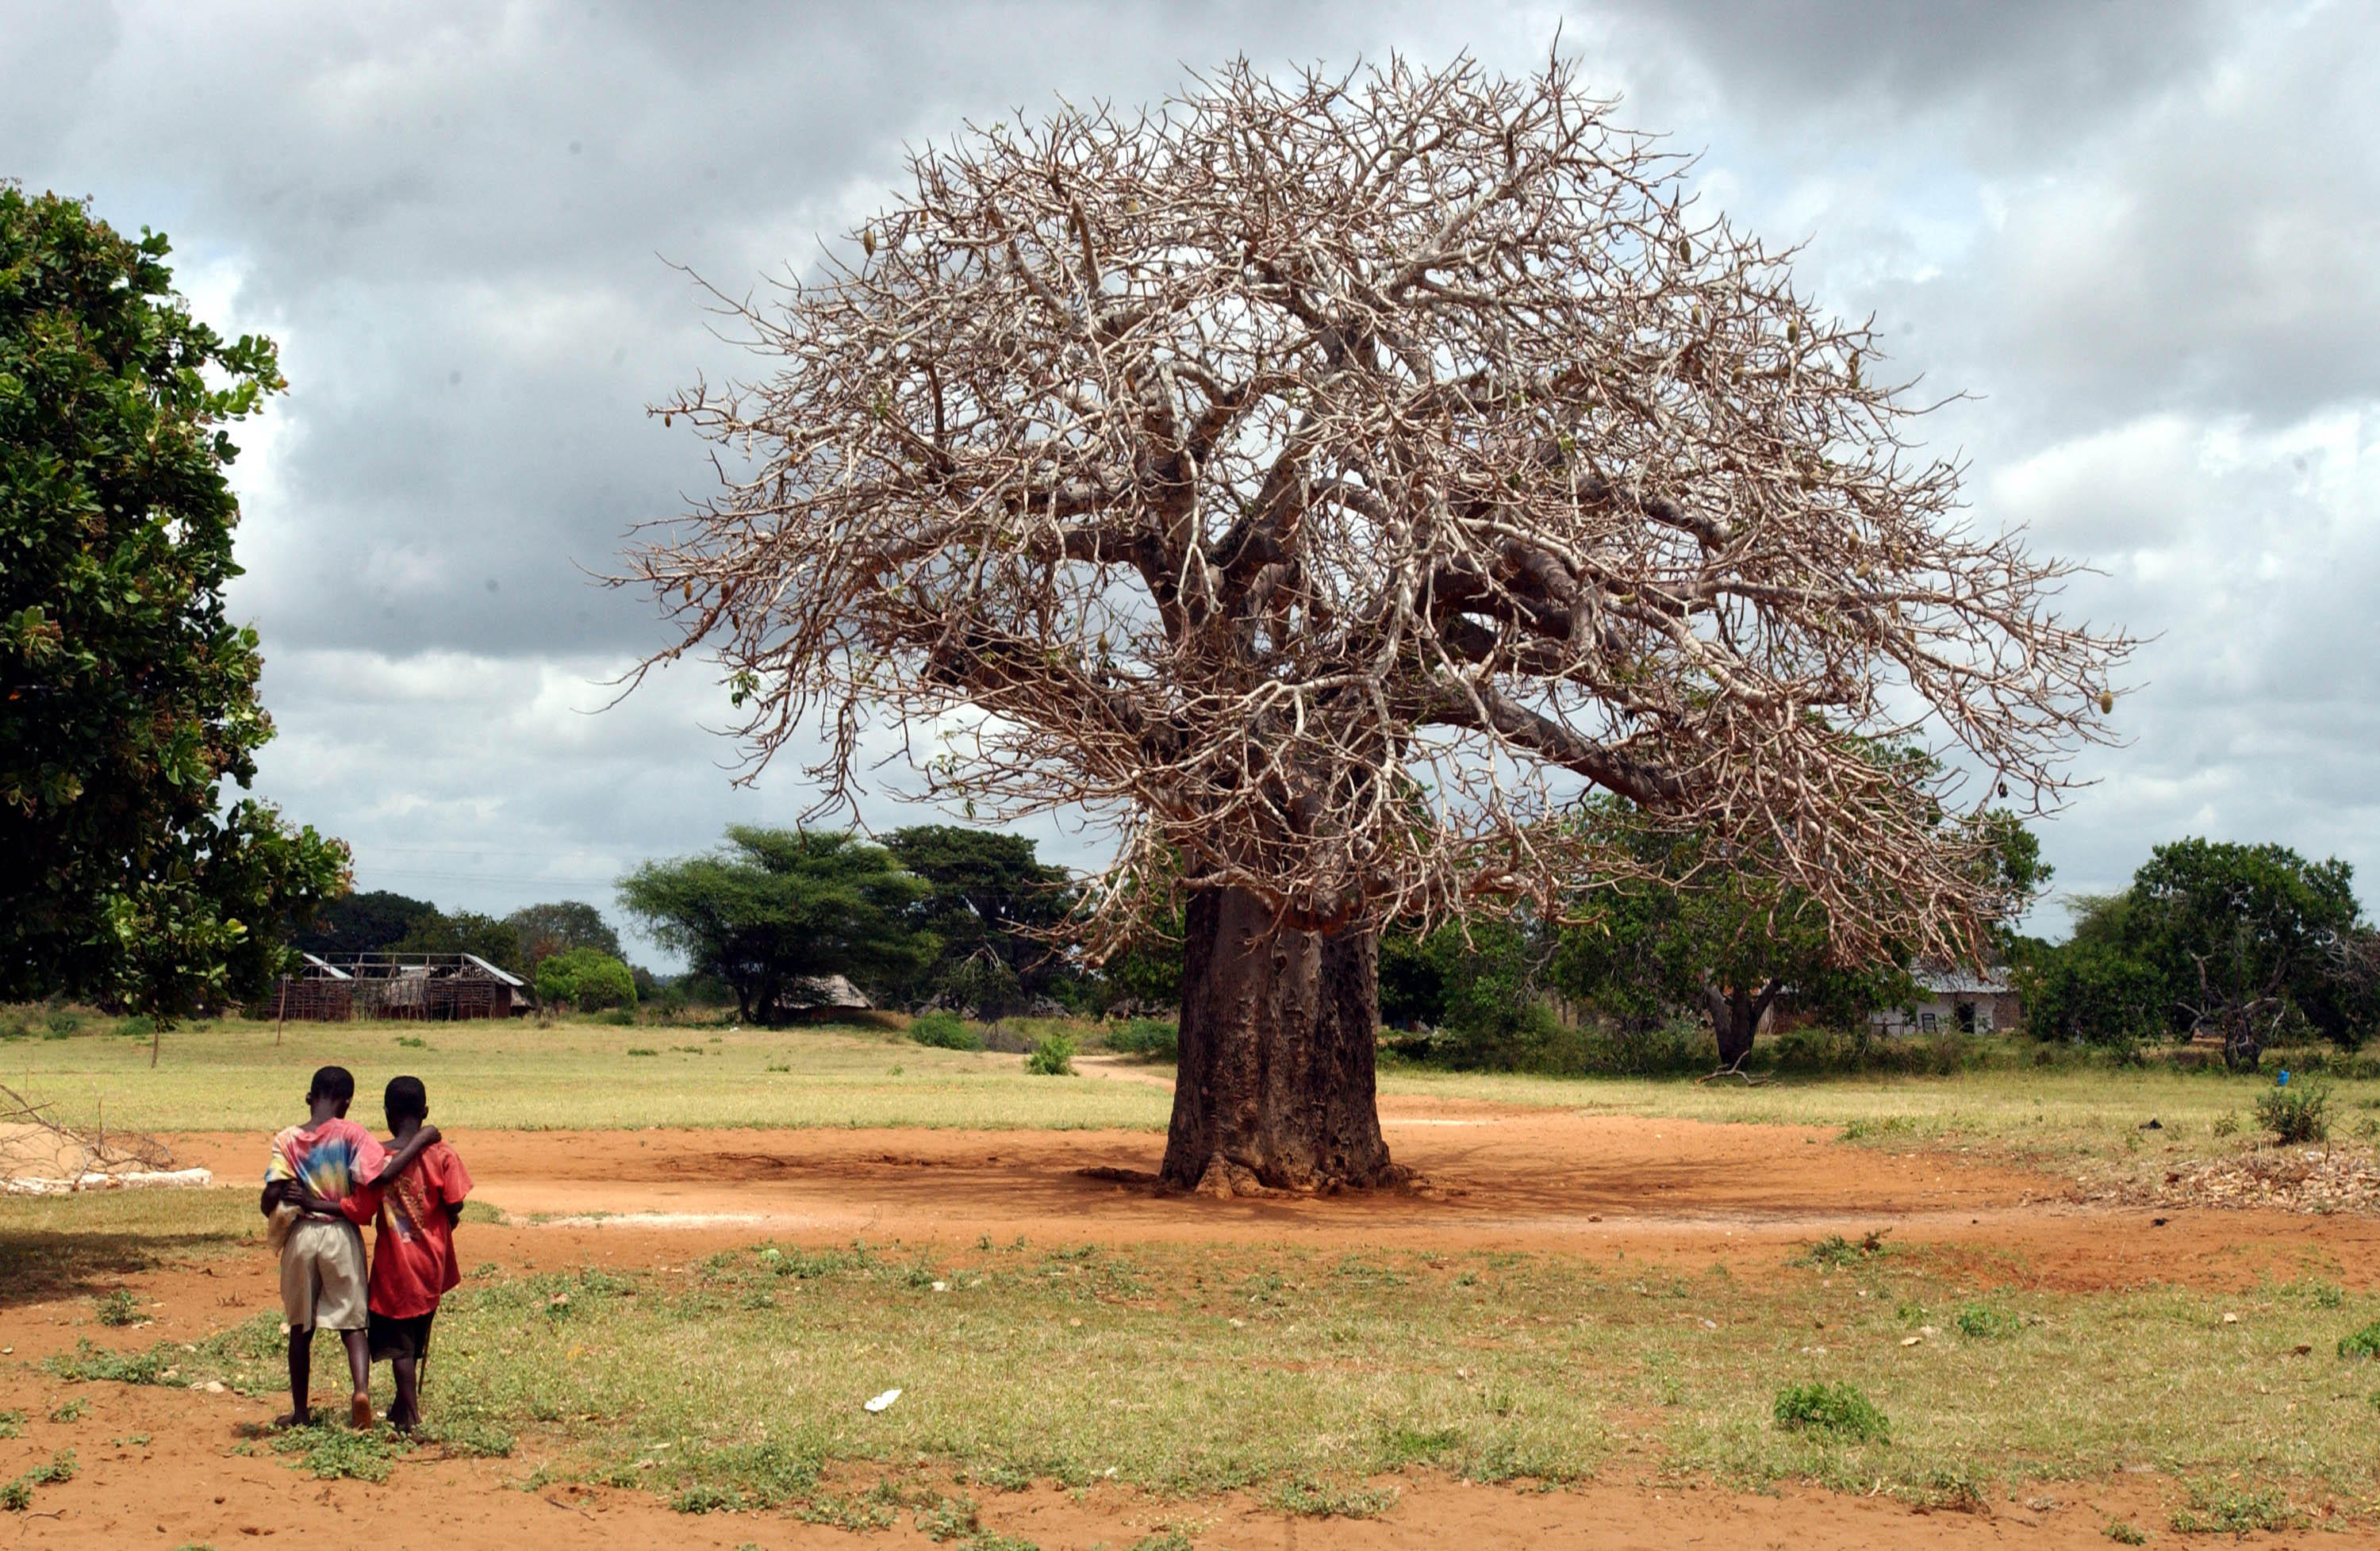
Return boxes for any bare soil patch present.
[147,1101,2380,1292]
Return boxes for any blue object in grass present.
[2276,1071,2290,1085]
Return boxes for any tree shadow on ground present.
[0,1227,249,1310]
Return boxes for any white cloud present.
[12,0,2380,940]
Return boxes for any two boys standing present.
[260,1065,471,1433]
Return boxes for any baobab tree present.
[622,57,2128,1194]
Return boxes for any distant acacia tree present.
[624,59,2128,1192]
[885,825,1077,1010]
[2,186,347,1055]
[618,828,935,1023]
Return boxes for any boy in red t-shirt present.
[264,1065,443,1430]
[335,1076,471,1433]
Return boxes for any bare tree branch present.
[617,54,2132,964]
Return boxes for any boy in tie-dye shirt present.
[260,1065,440,1429]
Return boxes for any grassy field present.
[0,1014,1172,1134]
[31,1230,2380,1521]
[8,1014,2376,1174]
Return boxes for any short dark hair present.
[308,1065,356,1104]
[384,1075,428,1123]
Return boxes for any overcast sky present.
[8,0,2376,958]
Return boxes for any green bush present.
[1773,1381,1890,1442]
[671,1483,741,1514]
[2340,1320,2380,1361]
[535,947,637,1012]
[1024,1032,1077,1076]
[115,1015,155,1039]
[908,1010,981,1050]
[1955,1303,2021,1340]
[1107,1019,1178,1060]
[2256,1079,2330,1144]
[92,1290,144,1327]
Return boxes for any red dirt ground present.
[4,1102,2370,1547]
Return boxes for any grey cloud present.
[10,0,2380,940]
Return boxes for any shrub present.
[1794,1230,1888,1269]
[2169,1482,2302,1535]
[2340,1320,2380,1361]
[1024,1032,1077,1076]
[670,1483,741,1514]
[2255,1079,2330,1144]
[1773,1382,1890,1442]
[908,1011,981,1050]
[1954,1303,2021,1340]
[1108,1018,1178,1061]
[115,1015,154,1040]
[535,947,637,1012]
[92,1290,144,1327]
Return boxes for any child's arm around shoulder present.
[363,1123,443,1187]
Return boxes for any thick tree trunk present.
[1159,885,1396,1195]
[1701,978,1780,1069]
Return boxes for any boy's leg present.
[390,1354,418,1432]
[284,1327,313,1426]
[278,1224,318,1426]
[340,1329,373,1427]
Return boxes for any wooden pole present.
[275,977,289,1046]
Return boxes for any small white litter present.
[865,1388,902,1413]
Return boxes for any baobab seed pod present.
[862,227,876,258]
[1785,319,1800,345]
[2099,690,2115,716]
[1675,235,1691,264]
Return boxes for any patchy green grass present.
[2,1017,1171,1134]
[33,1236,2380,1511]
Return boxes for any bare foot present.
[350,1392,374,1430]
[272,1411,311,1430]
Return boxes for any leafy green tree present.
[2,186,347,1050]
[2132,839,2363,1065]
[2015,841,2370,1064]
[883,825,1075,1011]
[1380,918,1558,1067]
[2010,895,2169,1050]
[1546,789,2047,1067]
[391,908,525,977]
[292,890,438,959]
[504,900,624,968]
[534,946,636,1012]
[617,828,935,1023]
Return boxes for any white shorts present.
[279,1217,369,1332]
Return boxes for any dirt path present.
[144,1103,2380,1292]
[5,1098,2372,1547]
